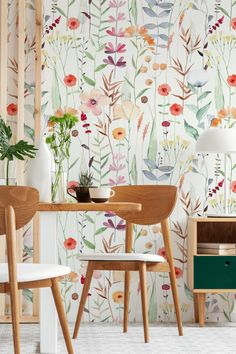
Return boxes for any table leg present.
[40,212,58,353]
[193,293,199,323]
[197,293,206,327]
[123,222,133,333]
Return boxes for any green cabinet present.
[194,255,236,289]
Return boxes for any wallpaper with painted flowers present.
[41,0,236,323]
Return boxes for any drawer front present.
[194,256,236,289]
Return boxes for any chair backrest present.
[110,185,177,225]
[0,186,39,235]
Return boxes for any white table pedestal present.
[40,212,58,353]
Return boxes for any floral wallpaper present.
[3,0,236,323]
[42,0,236,323]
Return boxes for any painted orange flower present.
[231,17,236,30]
[227,74,236,87]
[170,103,183,116]
[64,74,77,87]
[55,107,78,117]
[112,291,124,304]
[231,180,236,193]
[174,266,183,279]
[7,103,17,116]
[67,17,80,30]
[157,247,167,259]
[125,25,147,37]
[112,127,126,140]
[158,83,171,96]
[211,118,221,127]
[64,237,77,250]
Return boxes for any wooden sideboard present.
[187,216,236,326]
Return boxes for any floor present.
[0,323,236,353]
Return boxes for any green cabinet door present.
[194,256,236,289]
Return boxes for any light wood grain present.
[197,293,206,327]
[38,202,141,212]
[124,222,133,333]
[73,185,183,343]
[139,262,149,343]
[0,1,8,122]
[0,187,73,353]
[34,0,42,140]
[0,315,39,323]
[187,218,197,290]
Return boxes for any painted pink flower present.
[109,162,126,171]
[106,27,125,37]
[67,180,79,193]
[108,13,125,22]
[231,180,236,193]
[175,266,183,279]
[170,103,183,116]
[162,121,170,127]
[105,42,126,54]
[109,176,126,186]
[109,0,126,8]
[64,237,77,250]
[158,83,171,96]
[103,219,126,230]
[67,18,80,30]
[79,89,110,116]
[157,247,167,259]
[231,17,236,30]
[93,270,102,279]
[103,55,126,67]
[64,74,77,87]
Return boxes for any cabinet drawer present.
[194,256,236,289]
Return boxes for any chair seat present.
[79,253,165,263]
[0,263,71,283]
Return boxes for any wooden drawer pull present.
[225,261,230,267]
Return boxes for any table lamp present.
[196,128,236,216]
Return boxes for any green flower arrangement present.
[46,111,79,202]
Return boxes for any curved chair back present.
[110,185,177,225]
[0,186,39,235]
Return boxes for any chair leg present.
[51,278,74,354]
[197,293,206,327]
[73,261,94,339]
[162,219,183,336]
[123,271,130,333]
[9,283,20,354]
[139,262,149,343]
[194,293,199,323]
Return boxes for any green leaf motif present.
[83,238,95,249]
[52,69,61,111]
[184,282,194,301]
[198,91,211,101]
[196,101,211,121]
[131,155,137,184]
[215,69,224,112]
[95,227,107,236]
[131,0,138,24]
[184,120,199,140]
[83,75,95,86]
[95,64,107,72]
[147,119,157,162]
[85,51,94,60]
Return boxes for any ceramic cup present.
[89,187,115,203]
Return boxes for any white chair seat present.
[0,263,71,283]
[79,253,165,263]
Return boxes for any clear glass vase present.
[52,168,67,203]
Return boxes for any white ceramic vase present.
[25,134,52,202]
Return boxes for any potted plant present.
[67,171,93,202]
[0,119,37,185]
[46,109,78,202]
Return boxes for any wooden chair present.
[0,186,74,354]
[73,185,183,343]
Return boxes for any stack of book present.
[197,243,236,255]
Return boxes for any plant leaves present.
[83,238,95,249]
[143,158,158,170]
[95,227,107,235]
[83,75,95,86]
[142,6,157,17]
[144,23,157,29]
[184,120,199,140]
[142,170,158,181]
[196,101,211,121]
[156,2,174,9]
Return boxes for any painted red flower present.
[64,237,77,250]
[231,17,236,30]
[80,275,85,285]
[158,83,171,96]
[227,74,236,87]
[64,74,77,87]
[7,103,17,116]
[67,18,80,30]
[162,121,170,127]
[231,180,236,193]
[170,103,183,116]
[157,247,167,259]
[174,266,183,279]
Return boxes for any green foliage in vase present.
[79,171,93,187]
[0,119,37,185]
[46,112,79,201]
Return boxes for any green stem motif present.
[6,160,10,186]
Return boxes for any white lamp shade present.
[196,128,236,153]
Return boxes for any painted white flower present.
[187,68,209,88]
[113,100,141,120]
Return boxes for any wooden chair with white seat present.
[0,186,74,354]
[73,185,183,343]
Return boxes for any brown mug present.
[67,186,91,203]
